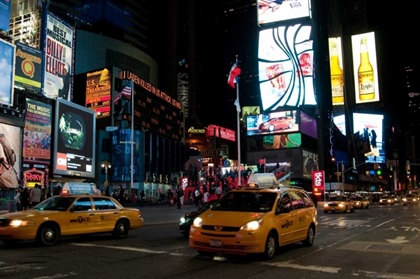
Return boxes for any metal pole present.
[236,56,242,186]
[105,166,108,183]
[130,78,134,194]
[341,161,345,193]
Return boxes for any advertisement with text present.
[351,32,380,104]
[257,0,311,26]
[23,99,52,165]
[85,68,112,118]
[353,113,384,163]
[0,123,21,188]
[42,12,75,100]
[15,42,42,92]
[329,37,345,106]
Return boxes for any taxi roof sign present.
[61,182,99,195]
[245,173,278,189]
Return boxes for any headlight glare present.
[193,217,202,227]
[10,220,22,227]
[180,217,186,223]
[240,219,263,231]
[338,203,345,207]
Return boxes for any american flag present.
[113,80,133,105]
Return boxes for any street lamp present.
[101,161,112,182]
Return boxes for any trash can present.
[8,200,16,213]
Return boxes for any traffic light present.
[376,169,382,176]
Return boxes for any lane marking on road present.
[0,263,45,272]
[261,261,340,273]
[376,219,394,228]
[261,262,420,278]
[32,272,78,279]
[71,243,168,254]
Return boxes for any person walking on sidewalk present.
[175,186,182,209]
[30,184,42,207]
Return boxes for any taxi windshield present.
[34,197,76,211]
[328,196,346,202]
[211,192,277,212]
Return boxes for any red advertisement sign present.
[206,124,235,142]
[23,168,45,188]
[312,170,325,195]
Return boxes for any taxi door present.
[289,191,310,241]
[91,197,119,232]
[274,193,298,245]
[67,197,95,235]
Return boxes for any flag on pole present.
[234,99,241,113]
[227,60,241,88]
[114,80,133,104]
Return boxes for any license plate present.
[209,239,222,247]
[331,207,335,210]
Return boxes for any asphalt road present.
[1,203,420,279]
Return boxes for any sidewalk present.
[0,203,198,227]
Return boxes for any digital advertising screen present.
[85,68,112,118]
[15,42,42,92]
[353,112,385,163]
[53,99,96,178]
[241,106,260,120]
[247,110,298,136]
[257,0,311,26]
[302,149,319,179]
[351,32,380,104]
[263,133,301,149]
[207,124,235,142]
[328,37,345,106]
[0,38,15,106]
[0,123,21,188]
[120,71,183,140]
[42,12,75,100]
[333,114,346,135]
[300,111,317,139]
[23,99,52,165]
[258,24,315,111]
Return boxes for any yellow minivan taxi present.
[189,185,317,259]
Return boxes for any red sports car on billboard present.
[258,116,294,132]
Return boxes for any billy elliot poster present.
[42,12,75,101]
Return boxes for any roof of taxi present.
[237,185,305,193]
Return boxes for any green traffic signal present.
[376,169,382,176]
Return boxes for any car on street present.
[179,200,217,238]
[391,195,402,204]
[402,194,418,206]
[323,195,354,213]
[189,184,318,260]
[258,116,294,132]
[0,195,144,246]
[378,195,395,205]
[350,195,370,209]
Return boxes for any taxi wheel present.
[263,232,277,260]
[302,226,315,247]
[113,220,129,239]
[36,223,59,246]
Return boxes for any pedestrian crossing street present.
[318,216,373,229]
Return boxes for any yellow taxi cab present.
[189,174,318,260]
[0,183,144,246]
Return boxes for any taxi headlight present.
[387,199,391,202]
[193,217,202,228]
[356,202,360,205]
[10,220,35,227]
[402,198,407,201]
[180,217,186,224]
[240,219,263,231]
[338,203,345,207]
[413,199,417,201]
[324,203,329,207]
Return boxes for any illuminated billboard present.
[241,106,260,119]
[15,42,42,92]
[351,32,380,104]
[353,113,385,163]
[333,114,346,135]
[258,24,315,111]
[328,37,344,106]
[42,12,75,100]
[53,99,96,178]
[0,38,15,106]
[247,110,298,136]
[263,133,301,149]
[302,149,318,179]
[0,123,21,188]
[0,0,11,32]
[207,124,235,142]
[85,68,112,118]
[300,111,317,139]
[257,0,311,26]
[23,99,52,165]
